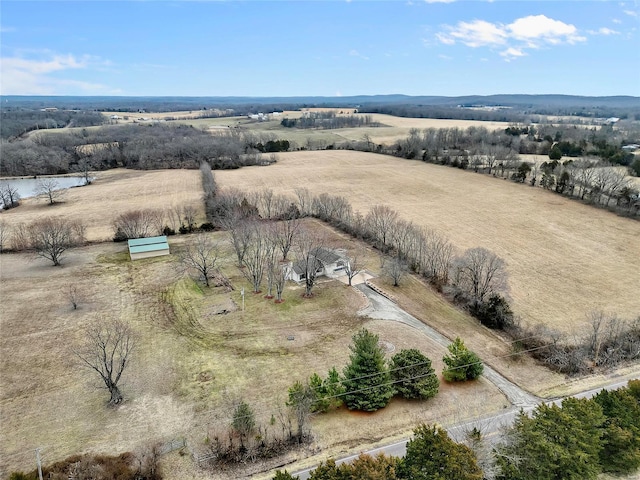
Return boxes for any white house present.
[287,248,349,282]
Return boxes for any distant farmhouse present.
[288,247,349,282]
[128,236,170,261]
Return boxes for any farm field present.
[216,150,640,335]
[0,219,511,476]
[0,169,205,242]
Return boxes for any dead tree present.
[178,233,220,287]
[74,318,135,406]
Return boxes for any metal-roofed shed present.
[127,235,170,260]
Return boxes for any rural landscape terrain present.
[1,94,640,480]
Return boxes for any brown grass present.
[0,221,508,475]
[0,169,204,242]
[216,151,640,335]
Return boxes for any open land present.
[216,150,640,335]
[0,169,205,242]
[1,215,512,476]
[2,147,639,477]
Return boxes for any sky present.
[1,0,639,97]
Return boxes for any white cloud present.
[439,19,508,47]
[436,14,585,61]
[438,54,453,60]
[424,0,455,3]
[588,27,621,35]
[612,18,622,24]
[500,47,526,62]
[507,15,586,46]
[623,9,638,16]
[0,52,117,95]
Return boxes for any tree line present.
[281,111,379,129]
[274,380,640,480]
[0,108,106,140]
[0,124,288,176]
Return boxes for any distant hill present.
[2,94,639,111]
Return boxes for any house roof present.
[310,247,341,265]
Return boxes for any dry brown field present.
[0,169,205,242]
[216,150,640,335]
[0,218,509,476]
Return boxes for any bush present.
[442,337,483,382]
[469,294,514,330]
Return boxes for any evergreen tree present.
[310,367,345,413]
[442,337,483,382]
[496,398,604,480]
[342,328,394,411]
[593,387,640,473]
[398,424,482,480]
[390,349,439,400]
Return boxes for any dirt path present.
[355,283,540,408]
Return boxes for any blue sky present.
[1,1,639,97]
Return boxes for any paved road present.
[289,285,639,479]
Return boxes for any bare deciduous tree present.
[74,318,135,406]
[113,209,163,240]
[453,247,508,305]
[0,183,20,210]
[273,263,288,303]
[365,205,399,252]
[68,284,81,310]
[294,187,313,217]
[274,217,301,261]
[28,217,85,266]
[179,234,220,287]
[241,223,269,293]
[296,229,325,297]
[36,178,64,205]
[226,216,254,267]
[344,251,365,286]
[422,228,454,286]
[382,255,408,287]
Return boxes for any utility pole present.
[35,448,43,480]
[241,287,245,312]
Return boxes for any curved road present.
[356,283,539,408]
[288,284,639,480]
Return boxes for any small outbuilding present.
[128,235,170,261]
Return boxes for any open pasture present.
[216,150,640,335]
[0,169,204,243]
[0,219,508,475]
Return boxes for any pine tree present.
[390,349,439,400]
[342,328,394,411]
[442,337,483,381]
